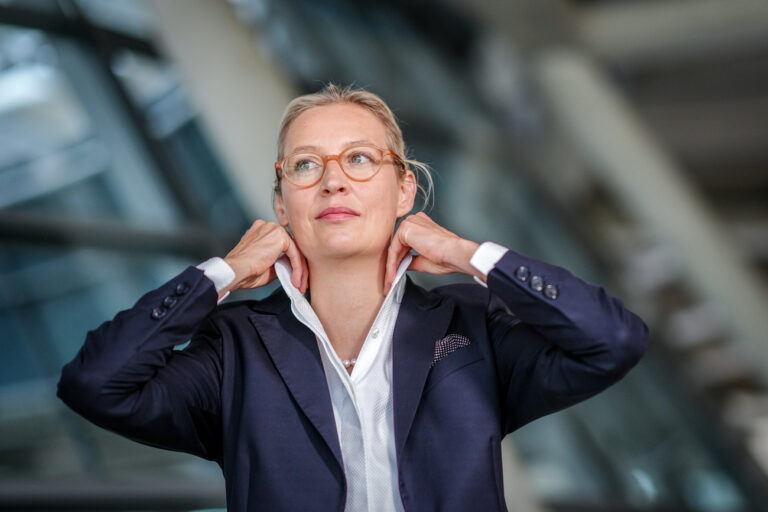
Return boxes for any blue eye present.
[292,158,320,173]
[347,151,374,166]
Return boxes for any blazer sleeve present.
[485,250,649,435]
[56,266,224,463]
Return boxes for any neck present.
[307,252,389,358]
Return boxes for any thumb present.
[409,254,454,275]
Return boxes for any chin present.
[316,240,384,260]
[319,244,365,259]
[302,229,388,258]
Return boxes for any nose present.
[320,157,348,194]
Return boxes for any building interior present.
[1,0,768,510]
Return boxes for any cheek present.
[374,174,402,207]
[282,194,311,227]
[369,188,400,235]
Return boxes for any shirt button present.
[372,327,380,338]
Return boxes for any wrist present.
[469,241,510,286]
[218,285,233,302]
[453,238,483,279]
[222,256,242,284]
[196,256,236,303]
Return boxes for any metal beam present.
[0,210,231,258]
[145,0,296,220]
[0,5,159,57]
[579,0,768,68]
[533,48,768,377]
[56,0,212,226]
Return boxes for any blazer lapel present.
[392,275,455,465]
[246,275,456,477]
[248,292,344,474]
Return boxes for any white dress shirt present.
[196,241,508,511]
[275,253,410,512]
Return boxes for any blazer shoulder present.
[431,280,516,322]
[431,281,490,310]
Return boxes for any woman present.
[57,84,649,512]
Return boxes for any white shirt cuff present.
[469,241,509,288]
[196,257,236,303]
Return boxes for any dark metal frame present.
[0,3,240,508]
[0,0,235,257]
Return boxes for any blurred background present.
[1,0,767,510]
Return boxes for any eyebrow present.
[289,140,378,154]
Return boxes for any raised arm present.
[483,249,649,434]
[57,219,310,462]
[381,212,648,434]
[56,266,225,461]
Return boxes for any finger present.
[391,245,411,284]
[284,237,304,290]
[296,250,309,294]
[277,232,298,287]
[383,240,399,294]
[300,252,309,294]
[409,254,453,275]
[247,218,265,233]
[294,244,308,293]
[387,246,411,296]
[241,266,276,289]
[385,224,409,292]
[384,248,398,295]
[408,254,428,273]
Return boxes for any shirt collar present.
[274,252,412,306]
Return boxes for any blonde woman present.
[58,84,649,511]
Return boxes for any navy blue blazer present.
[57,249,649,511]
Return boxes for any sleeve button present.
[514,265,530,282]
[175,282,190,296]
[544,283,559,300]
[530,275,544,292]
[151,306,167,319]
[163,295,178,308]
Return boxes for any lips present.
[316,206,359,220]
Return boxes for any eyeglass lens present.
[283,146,384,185]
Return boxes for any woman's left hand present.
[383,212,484,295]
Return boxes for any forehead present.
[284,103,388,153]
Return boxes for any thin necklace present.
[309,287,358,369]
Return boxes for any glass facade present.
[0,4,244,508]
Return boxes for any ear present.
[396,169,417,218]
[275,190,289,227]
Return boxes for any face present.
[275,103,416,263]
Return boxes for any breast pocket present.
[423,340,484,395]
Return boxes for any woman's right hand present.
[221,220,308,299]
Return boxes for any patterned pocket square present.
[432,334,471,367]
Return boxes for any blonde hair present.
[272,83,434,215]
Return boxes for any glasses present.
[275,144,401,188]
